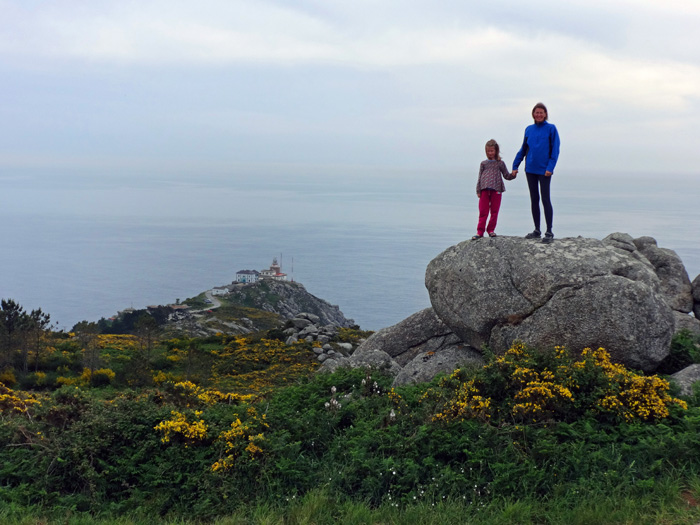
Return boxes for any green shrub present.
[656,330,700,375]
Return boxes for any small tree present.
[0,299,27,369]
[22,308,51,375]
[73,321,101,374]
[135,314,160,361]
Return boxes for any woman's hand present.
[545,171,552,177]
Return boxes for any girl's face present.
[486,146,497,160]
[533,108,547,123]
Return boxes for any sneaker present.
[525,230,541,239]
[541,232,554,244]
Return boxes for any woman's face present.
[533,108,547,123]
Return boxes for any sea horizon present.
[2,169,698,331]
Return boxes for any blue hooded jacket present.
[512,121,560,175]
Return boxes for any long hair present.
[532,102,548,121]
[485,139,501,161]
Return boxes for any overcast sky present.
[1,0,699,181]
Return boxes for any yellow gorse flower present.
[430,342,687,425]
[154,410,208,446]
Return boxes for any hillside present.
[98,279,356,337]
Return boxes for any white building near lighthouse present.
[235,269,260,283]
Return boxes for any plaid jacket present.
[476,159,514,195]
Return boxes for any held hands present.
[511,170,518,178]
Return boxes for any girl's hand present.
[477,191,481,198]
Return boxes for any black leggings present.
[526,172,553,233]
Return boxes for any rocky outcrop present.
[425,233,685,371]
[282,312,341,345]
[631,236,693,312]
[318,308,484,386]
[278,312,367,368]
[351,308,463,367]
[228,279,355,327]
[318,232,698,384]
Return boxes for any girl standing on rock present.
[512,102,561,244]
[472,139,516,240]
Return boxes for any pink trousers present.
[477,189,502,236]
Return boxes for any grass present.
[3,482,700,525]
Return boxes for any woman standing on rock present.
[512,102,560,244]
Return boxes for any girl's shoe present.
[488,232,497,237]
[471,235,483,240]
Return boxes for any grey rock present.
[321,325,339,336]
[317,348,402,376]
[348,349,402,377]
[632,236,693,312]
[298,325,319,337]
[313,347,324,355]
[354,308,462,367]
[337,342,354,352]
[317,353,329,363]
[670,364,700,397]
[298,312,321,324]
[304,336,314,343]
[426,234,675,372]
[292,318,312,329]
[318,356,351,373]
[283,328,298,336]
[393,345,485,387]
[322,344,332,351]
[317,335,331,344]
[285,335,298,345]
[692,275,700,318]
[674,312,700,338]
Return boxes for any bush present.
[656,330,700,375]
[0,368,17,387]
[428,342,688,425]
[2,341,700,521]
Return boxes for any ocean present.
[2,169,698,331]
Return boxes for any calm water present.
[1,169,698,331]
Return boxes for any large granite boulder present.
[352,308,463,367]
[692,274,700,319]
[631,236,693,312]
[425,233,679,372]
[318,308,480,385]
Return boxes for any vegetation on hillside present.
[2,298,700,523]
